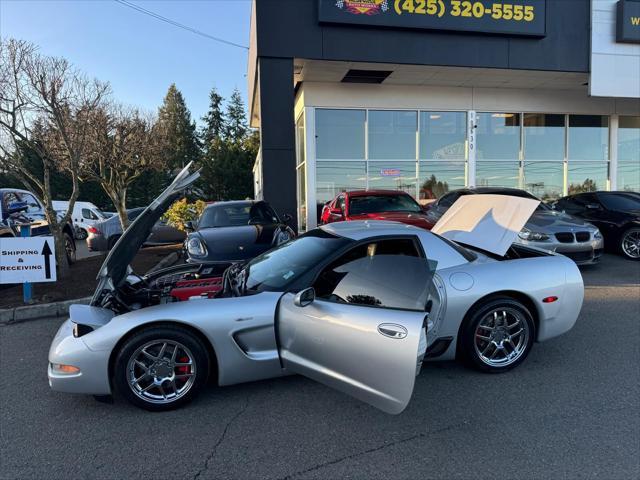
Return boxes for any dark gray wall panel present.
[258,57,297,228]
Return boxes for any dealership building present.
[248,0,640,231]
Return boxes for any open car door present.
[277,237,437,414]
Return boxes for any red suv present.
[320,190,435,230]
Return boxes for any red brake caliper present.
[176,356,190,376]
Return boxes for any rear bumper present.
[48,319,112,395]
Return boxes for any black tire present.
[458,297,535,374]
[113,326,210,411]
[619,227,640,260]
[107,235,121,250]
[64,232,76,265]
[76,228,88,240]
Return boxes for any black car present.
[184,200,295,263]
[554,191,640,260]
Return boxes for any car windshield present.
[349,194,422,215]
[480,191,550,211]
[242,229,352,292]
[599,193,640,211]
[199,203,277,228]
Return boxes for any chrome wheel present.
[64,233,76,264]
[127,340,197,404]
[474,308,530,368]
[621,229,640,259]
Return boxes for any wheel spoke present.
[141,349,156,361]
[476,334,491,341]
[478,324,494,332]
[174,362,192,366]
[157,342,167,361]
[510,328,524,338]
[158,384,167,400]
[170,344,179,363]
[175,373,194,379]
[132,372,148,384]
[135,360,149,371]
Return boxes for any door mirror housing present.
[184,220,195,232]
[329,207,343,217]
[293,287,315,308]
[281,213,292,223]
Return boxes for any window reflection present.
[523,162,563,200]
[476,162,520,188]
[569,115,609,161]
[419,112,467,160]
[316,109,365,159]
[316,161,366,207]
[419,161,466,200]
[567,163,608,194]
[476,113,521,160]
[523,114,565,161]
[368,110,417,159]
[367,162,417,195]
[618,162,640,192]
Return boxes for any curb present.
[0,250,181,326]
[0,297,91,326]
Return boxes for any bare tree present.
[0,38,109,277]
[82,104,164,229]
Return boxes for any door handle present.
[377,323,408,339]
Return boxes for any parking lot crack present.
[280,420,468,480]
[193,396,250,480]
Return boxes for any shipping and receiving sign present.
[319,0,546,37]
[617,0,640,44]
[0,237,56,284]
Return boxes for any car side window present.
[18,193,43,214]
[438,192,459,208]
[337,195,345,212]
[313,238,432,311]
[82,208,97,220]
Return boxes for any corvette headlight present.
[518,228,549,242]
[594,230,603,240]
[187,237,207,257]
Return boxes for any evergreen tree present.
[157,84,200,170]
[200,87,225,151]
[225,88,248,143]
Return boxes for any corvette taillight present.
[87,226,101,235]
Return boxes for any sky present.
[0,0,253,125]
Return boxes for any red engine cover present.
[169,277,223,301]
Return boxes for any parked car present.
[184,200,295,263]
[87,207,185,252]
[320,190,433,229]
[52,200,108,240]
[0,188,76,263]
[48,164,583,413]
[425,187,604,265]
[553,191,640,260]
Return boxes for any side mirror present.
[184,220,195,232]
[329,207,343,217]
[6,201,28,215]
[281,213,292,223]
[293,287,315,308]
[586,203,600,210]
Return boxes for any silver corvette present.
[48,165,584,414]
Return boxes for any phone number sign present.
[319,0,546,37]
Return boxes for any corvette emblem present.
[336,0,389,15]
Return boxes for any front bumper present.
[47,319,112,395]
[516,236,604,265]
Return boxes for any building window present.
[523,161,564,200]
[523,113,565,161]
[476,113,521,160]
[419,161,466,200]
[476,161,520,188]
[316,109,365,159]
[368,110,417,160]
[316,161,366,215]
[367,162,417,195]
[618,116,640,192]
[568,115,609,161]
[568,163,608,194]
[420,111,467,160]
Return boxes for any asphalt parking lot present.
[1,254,638,480]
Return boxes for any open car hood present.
[431,194,539,257]
[91,163,200,304]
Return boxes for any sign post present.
[19,224,33,303]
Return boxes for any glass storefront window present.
[523,161,563,200]
[476,161,520,188]
[618,162,640,192]
[296,114,305,166]
[367,162,417,195]
[568,115,609,161]
[368,110,417,159]
[419,161,466,200]
[419,111,467,160]
[316,161,366,206]
[476,113,521,160]
[618,116,640,161]
[523,113,565,161]
[316,109,365,159]
[568,162,608,194]
[297,164,307,231]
